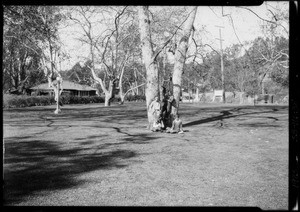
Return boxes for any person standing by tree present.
[149,96,161,120]
[148,96,162,131]
[160,94,169,129]
[165,95,176,127]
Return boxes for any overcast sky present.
[58,2,289,70]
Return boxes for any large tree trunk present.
[89,63,115,107]
[172,7,198,116]
[195,87,200,102]
[260,73,267,95]
[104,79,115,106]
[42,42,63,114]
[134,69,139,95]
[104,94,111,106]
[159,49,167,101]
[239,92,244,104]
[94,78,114,107]
[138,6,160,129]
[118,66,126,104]
[119,89,125,105]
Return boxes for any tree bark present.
[44,39,63,114]
[118,66,126,104]
[195,87,199,102]
[172,7,197,116]
[138,6,160,129]
[104,94,111,106]
[104,79,115,106]
[134,68,139,95]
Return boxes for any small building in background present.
[29,80,98,97]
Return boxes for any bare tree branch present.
[124,83,145,96]
[151,7,198,63]
[237,6,288,34]
[86,63,108,94]
[134,67,146,81]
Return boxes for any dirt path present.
[3,102,288,209]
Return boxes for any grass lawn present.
[3,102,288,209]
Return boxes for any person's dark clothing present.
[161,98,176,128]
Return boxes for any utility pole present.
[215,25,226,103]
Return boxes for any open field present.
[3,102,288,209]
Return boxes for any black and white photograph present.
[3,2,295,210]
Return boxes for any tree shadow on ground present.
[3,108,148,129]
[183,106,288,128]
[3,118,164,205]
[3,136,139,205]
[4,103,147,123]
[3,103,288,205]
[76,127,161,145]
[238,123,281,128]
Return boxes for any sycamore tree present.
[148,6,191,101]
[118,57,146,104]
[138,6,198,128]
[161,7,198,116]
[248,35,288,94]
[138,6,160,128]
[116,20,144,104]
[68,6,141,106]
[234,2,289,95]
[37,6,68,114]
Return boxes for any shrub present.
[60,95,70,104]
[125,94,146,102]
[3,94,105,108]
[3,94,17,108]
[225,95,235,103]
[93,96,105,103]
[39,96,50,106]
[273,94,288,104]
[199,93,213,103]
[110,96,121,103]
[26,96,38,107]
[125,95,134,102]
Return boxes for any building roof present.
[30,80,97,91]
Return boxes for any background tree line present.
[3,5,289,115]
